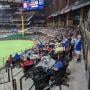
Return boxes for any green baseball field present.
[0,40,35,67]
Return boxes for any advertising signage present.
[23,0,44,11]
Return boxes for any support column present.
[58,16,61,27]
[53,17,55,27]
[66,12,69,26]
[80,8,84,25]
[58,16,60,27]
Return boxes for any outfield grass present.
[0,40,34,66]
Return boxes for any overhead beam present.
[0,0,22,5]
[0,0,22,3]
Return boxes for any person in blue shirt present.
[75,35,82,62]
[62,36,71,61]
[53,60,63,71]
[37,43,43,49]
[14,53,21,62]
[47,54,64,76]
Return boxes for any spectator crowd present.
[5,26,82,88]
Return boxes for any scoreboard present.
[23,0,44,11]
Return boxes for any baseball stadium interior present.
[0,0,90,90]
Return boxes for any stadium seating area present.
[0,0,89,90]
[3,26,81,90]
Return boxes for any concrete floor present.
[51,58,88,90]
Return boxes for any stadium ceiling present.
[0,0,22,3]
[0,0,23,8]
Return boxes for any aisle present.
[51,56,88,90]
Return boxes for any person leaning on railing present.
[5,54,14,72]
[7,54,13,67]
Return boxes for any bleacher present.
[0,26,88,90]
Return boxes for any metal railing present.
[80,18,90,89]
[80,21,89,70]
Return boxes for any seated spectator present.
[20,57,35,72]
[37,43,43,49]
[47,54,64,76]
[26,57,31,61]
[45,44,52,54]
[37,48,43,59]
[62,35,71,61]
[14,53,21,62]
[53,60,63,71]
[48,47,55,58]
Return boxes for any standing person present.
[7,55,13,67]
[75,35,82,62]
[68,31,76,60]
[6,55,13,72]
[70,36,76,59]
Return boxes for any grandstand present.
[0,0,89,90]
